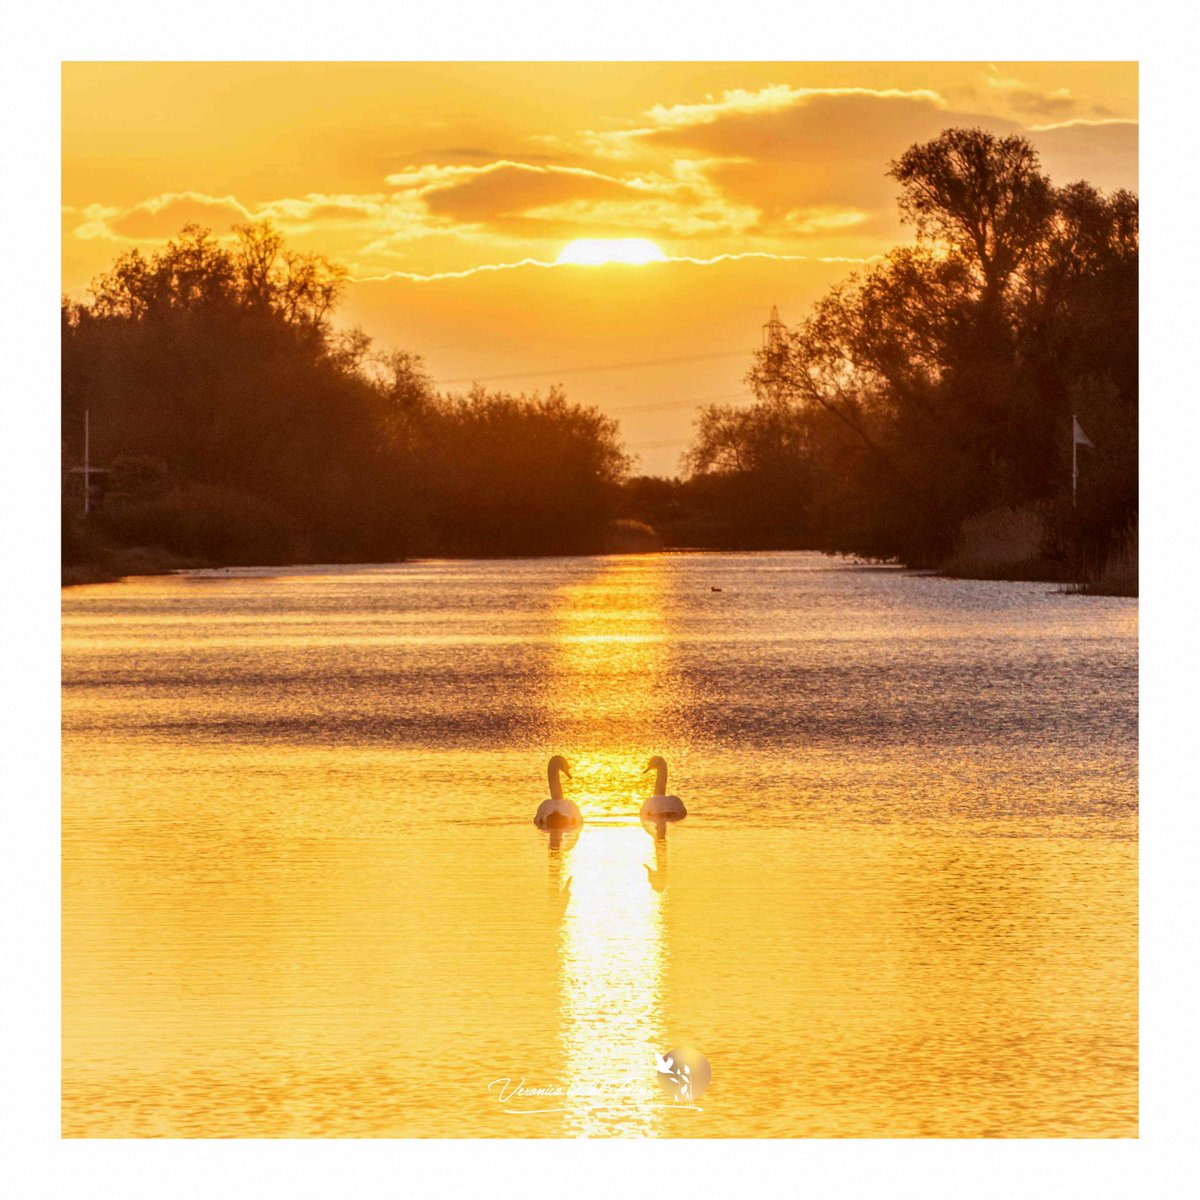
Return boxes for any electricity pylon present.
[760,305,788,402]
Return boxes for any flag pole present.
[1071,413,1077,509]
[83,407,90,517]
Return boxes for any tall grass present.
[1069,520,1138,596]
[941,504,1068,582]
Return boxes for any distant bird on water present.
[534,755,583,833]
[640,755,687,835]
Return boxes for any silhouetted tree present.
[686,128,1137,567]
[418,386,628,555]
[62,223,632,570]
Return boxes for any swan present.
[640,756,687,834]
[534,755,583,832]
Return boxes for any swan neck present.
[548,764,564,801]
[653,763,667,796]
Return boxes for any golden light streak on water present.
[557,824,667,1136]
[540,557,678,1135]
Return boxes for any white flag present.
[1073,416,1094,448]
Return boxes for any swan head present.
[644,755,668,796]
[547,754,571,801]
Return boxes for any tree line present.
[62,128,1136,580]
[62,223,630,572]
[653,127,1137,575]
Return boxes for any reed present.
[941,504,1068,582]
[1068,520,1138,597]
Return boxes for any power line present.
[434,348,749,386]
[629,437,691,449]
[609,391,747,415]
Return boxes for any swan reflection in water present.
[645,831,669,892]
[546,832,576,911]
[534,756,581,909]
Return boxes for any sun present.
[555,238,667,266]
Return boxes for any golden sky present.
[62,62,1137,472]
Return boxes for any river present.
[62,552,1137,1136]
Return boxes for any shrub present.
[96,483,303,565]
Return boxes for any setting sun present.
[556,237,667,265]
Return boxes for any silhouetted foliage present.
[62,223,629,568]
[416,386,628,556]
[681,128,1137,568]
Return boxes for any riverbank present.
[63,507,1137,596]
[63,546,1137,596]
[63,516,666,587]
[62,546,206,587]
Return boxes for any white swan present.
[534,755,583,831]
[640,756,687,833]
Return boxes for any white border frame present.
[5,5,1195,1196]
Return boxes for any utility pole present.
[71,408,107,515]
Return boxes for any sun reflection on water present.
[544,557,686,1133]
[558,825,666,1135]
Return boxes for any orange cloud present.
[106,192,252,239]
[414,162,637,223]
[643,83,948,130]
[354,248,876,284]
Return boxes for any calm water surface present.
[62,552,1137,1137]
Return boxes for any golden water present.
[62,553,1137,1137]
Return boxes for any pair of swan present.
[533,755,688,834]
